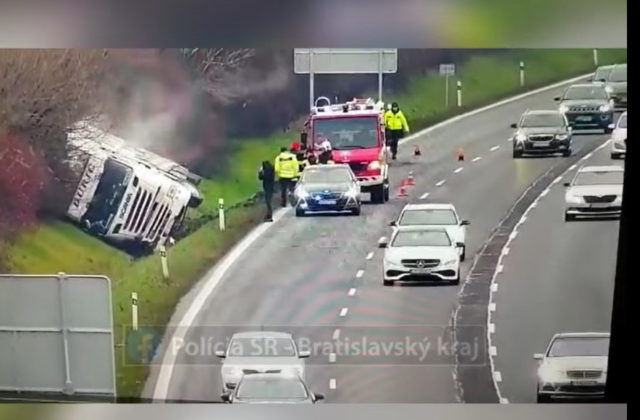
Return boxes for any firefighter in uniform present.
[384,102,410,160]
[274,146,299,207]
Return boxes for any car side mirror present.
[567,126,573,132]
[378,237,388,248]
[510,123,517,129]
[314,393,325,401]
[221,393,231,402]
[215,350,226,358]
[533,353,544,360]
[553,96,561,101]
[460,220,470,226]
[299,350,311,359]
[455,242,464,249]
[389,221,397,227]
[563,182,571,187]
[599,78,607,83]
[608,123,615,130]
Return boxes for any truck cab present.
[301,97,390,203]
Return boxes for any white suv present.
[390,203,470,261]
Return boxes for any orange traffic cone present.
[414,145,422,156]
[456,147,465,162]
[398,185,408,197]
[407,172,415,186]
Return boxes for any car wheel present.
[460,245,466,262]
[564,212,575,222]
[563,149,572,157]
[383,279,394,286]
[383,181,390,202]
[604,127,613,134]
[513,149,523,159]
[351,206,361,216]
[451,274,460,285]
[295,208,306,217]
[536,393,551,404]
[371,184,385,204]
[611,153,620,160]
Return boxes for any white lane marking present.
[366,252,374,260]
[509,231,518,240]
[552,176,562,184]
[348,288,357,296]
[582,152,593,160]
[500,397,510,404]
[491,283,499,292]
[494,371,503,382]
[530,200,538,208]
[355,270,364,278]
[435,179,446,187]
[506,138,513,142]
[329,379,337,390]
[454,167,464,174]
[339,307,349,317]
[472,156,482,162]
[152,207,288,400]
[502,247,510,256]
[489,346,497,356]
[496,265,504,274]
[489,303,497,312]
[569,164,577,171]
[329,353,336,363]
[332,329,341,340]
[489,323,495,334]
[540,188,550,197]
[420,192,430,200]
[378,236,386,245]
[490,145,500,152]
[519,216,527,223]
[398,72,593,146]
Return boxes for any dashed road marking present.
[509,231,518,240]
[472,156,482,162]
[490,145,500,152]
[489,303,497,312]
[355,270,364,278]
[348,288,356,296]
[366,252,374,260]
[502,247,510,256]
[454,167,464,174]
[420,192,430,200]
[489,323,495,334]
[582,152,593,160]
[540,188,550,197]
[569,164,577,171]
[500,397,510,404]
[507,138,513,142]
[494,371,503,382]
[332,329,341,340]
[496,265,504,274]
[339,307,349,317]
[489,346,497,356]
[436,179,446,187]
[491,283,499,292]
[329,353,336,363]
[329,379,337,389]
[552,176,562,184]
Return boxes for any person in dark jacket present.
[258,160,275,221]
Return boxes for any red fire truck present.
[300,97,390,203]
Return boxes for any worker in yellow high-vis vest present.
[274,146,299,207]
[384,102,410,160]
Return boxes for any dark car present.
[221,373,324,404]
[604,64,627,111]
[293,164,361,217]
[511,110,573,158]
[554,84,614,133]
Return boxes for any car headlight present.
[558,104,569,113]
[221,366,242,378]
[555,134,569,140]
[516,133,527,142]
[599,104,611,112]
[565,193,582,203]
[605,85,614,93]
[345,186,359,198]
[367,160,382,170]
[441,258,458,266]
[384,258,400,266]
[296,188,310,199]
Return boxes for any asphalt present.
[491,143,621,403]
[142,77,614,403]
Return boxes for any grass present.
[2,48,627,398]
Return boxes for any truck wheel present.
[295,208,306,217]
[371,184,385,204]
[351,206,361,216]
[383,181,390,202]
[604,127,613,134]
[563,149,572,158]
[564,212,575,222]
[188,194,204,208]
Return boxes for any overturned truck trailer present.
[65,121,203,252]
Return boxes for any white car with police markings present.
[216,331,310,393]
[389,203,470,261]
[380,226,461,286]
[534,332,609,403]
[609,111,627,159]
[563,165,624,221]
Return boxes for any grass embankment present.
[3,48,626,398]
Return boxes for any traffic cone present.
[407,172,415,186]
[456,147,465,162]
[401,178,409,187]
[414,145,422,156]
[398,185,408,197]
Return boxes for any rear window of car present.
[548,337,609,357]
[399,209,458,225]
[617,115,627,129]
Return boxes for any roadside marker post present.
[593,49,599,66]
[218,198,226,231]
[159,245,169,279]
[131,292,139,331]
[519,61,525,87]
[456,81,462,107]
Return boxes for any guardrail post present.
[131,292,139,331]
[159,246,169,279]
[519,61,525,87]
[218,198,226,231]
[456,80,462,107]
[593,49,599,66]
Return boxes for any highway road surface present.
[491,142,621,403]
[143,76,616,403]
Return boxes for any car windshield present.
[302,167,352,184]
[236,377,308,400]
[563,86,608,100]
[521,114,565,127]
[617,115,627,129]
[314,117,379,150]
[594,67,612,81]
[227,337,297,357]
[609,66,627,82]
[399,209,458,225]
[391,230,451,247]
[548,336,609,357]
[573,170,624,186]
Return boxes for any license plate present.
[571,381,598,386]
[533,141,550,147]
[576,116,592,122]
[590,202,611,208]
[412,268,432,274]
[318,199,336,205]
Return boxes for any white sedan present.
[534,332,609,403]
[390,203,470,261]
[216,331,310,393]
[380,226,461,286]
[609,111,627,159]
[564,165,624,221]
